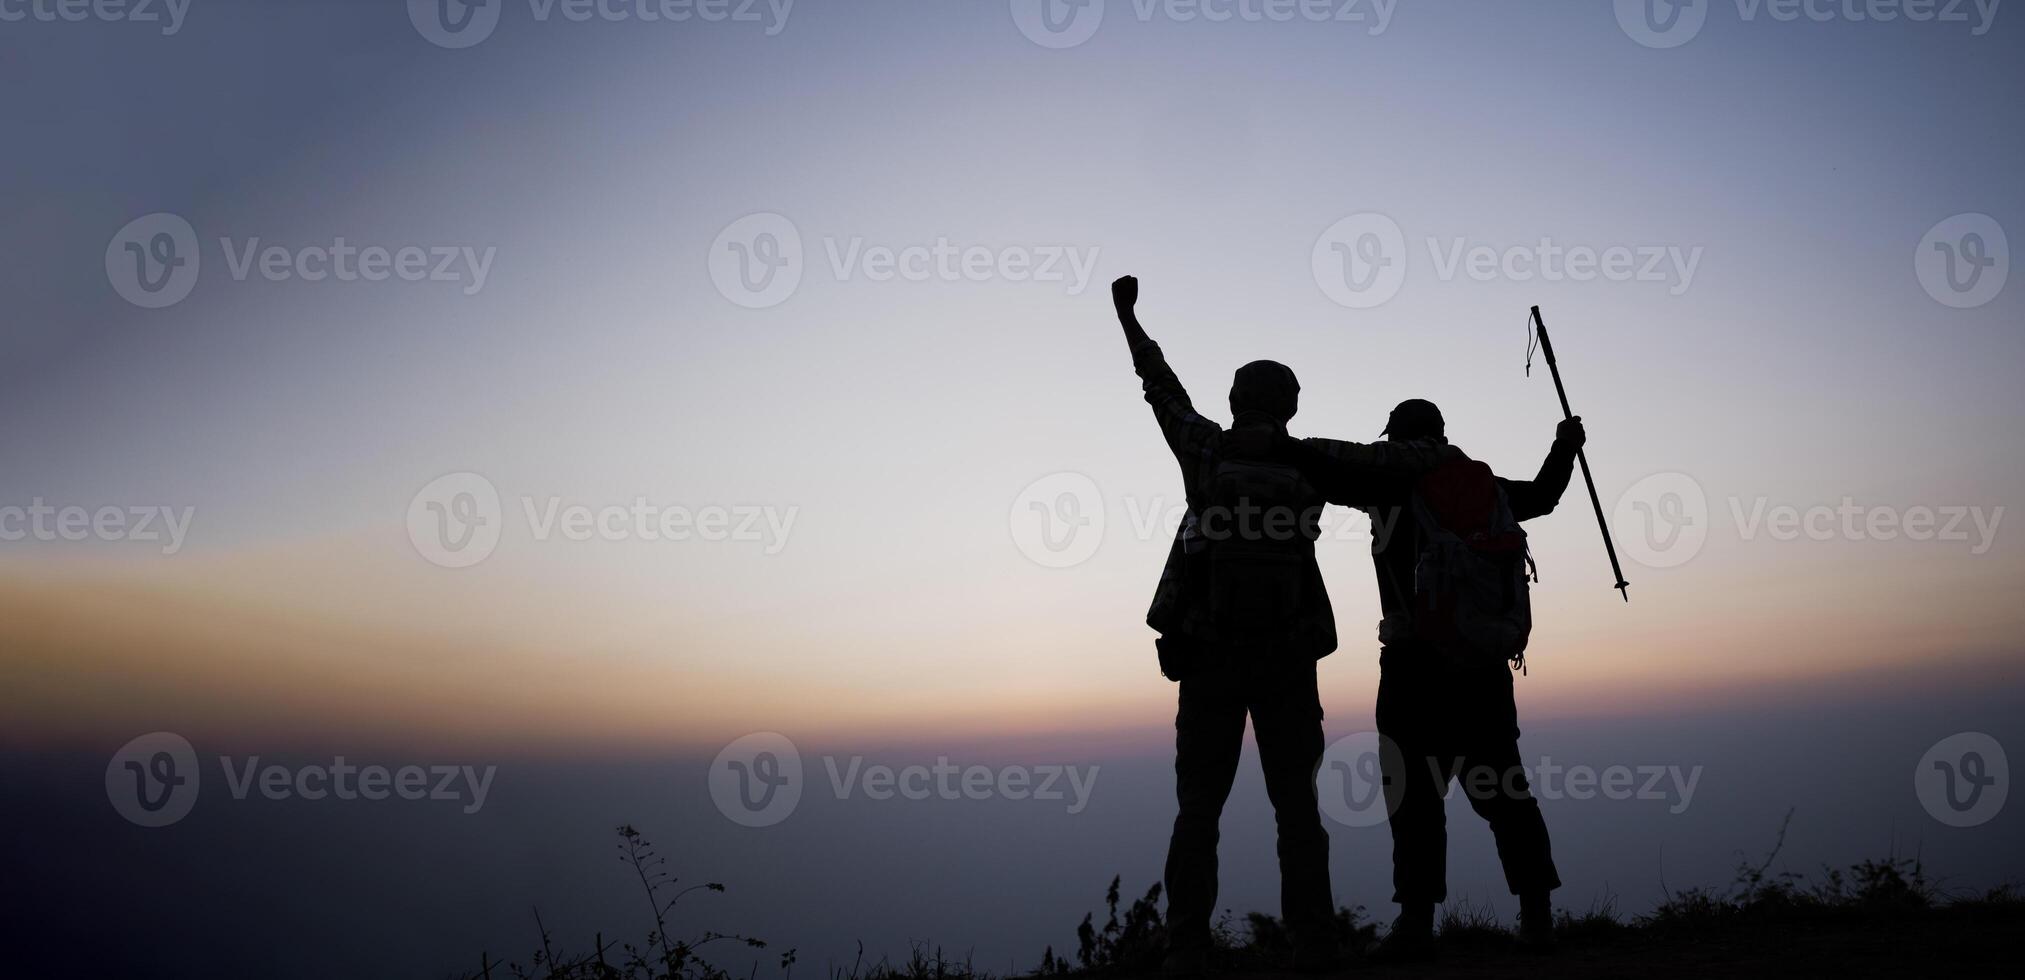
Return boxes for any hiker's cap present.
[1382,398,1445,440]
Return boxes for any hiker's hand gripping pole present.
[1530,305,1631,602]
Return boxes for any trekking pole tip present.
[1615,580,1630,602]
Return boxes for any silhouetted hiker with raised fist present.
[1299,400,1583,958]
[1110,276,1449,974]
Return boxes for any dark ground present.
[1219,903,2022,979]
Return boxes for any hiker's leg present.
[1251,659,1335,950]
[1164,665,1247,953]
[1376,653,1450,907]
[1459,738,1561,900]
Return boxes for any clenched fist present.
[1112,275,1138,314]
[1556,416,1587,450]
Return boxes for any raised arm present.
[1114,275,1151,352]
[1114,276,1220,460]
[1502,417,1585,522]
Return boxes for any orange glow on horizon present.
[7,564,2018,761]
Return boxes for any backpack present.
[1200,451,1315,637]
[1396,458,1535,673]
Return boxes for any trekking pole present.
[1529,305,1630,601]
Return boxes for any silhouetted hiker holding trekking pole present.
[1110,276,1453,975]
[1297,402,1583,959]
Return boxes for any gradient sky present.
[5,0,2021,749]
[5,2,2024,977]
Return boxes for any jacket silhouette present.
[1112,276,1447,967]
[1298,398,1583,950]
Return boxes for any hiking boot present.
[1516,893,1557,953]
[1369,905,1435,963]
[1160,946,1210,977]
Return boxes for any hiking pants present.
[1164,655,1335,952]
[1375,645,1561,905]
